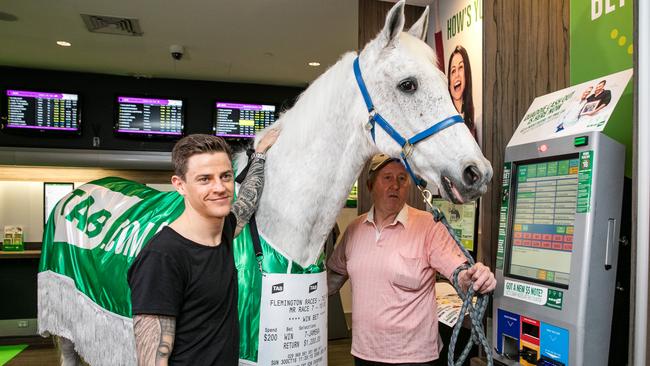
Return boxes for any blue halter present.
[353,57,464,187]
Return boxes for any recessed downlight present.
[56,41,72,47]
[308,62,320,67]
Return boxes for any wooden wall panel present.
[481,0,569,267]
[357,0,427,215]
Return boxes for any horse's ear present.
[380,0,406,47]
[407,6,429,41]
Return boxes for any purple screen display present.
[116,96,183,135]
[214,102,276,138]
[5,89,79,131]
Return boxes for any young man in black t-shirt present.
[583,79,612,116]
[128,131,279,365]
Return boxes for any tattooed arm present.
[133,314,176,366]
[232,128,280,236]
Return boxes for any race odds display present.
[116,96,184,136]
[5,89,80,131]
[508,157,580,287]
[214,102,275,138]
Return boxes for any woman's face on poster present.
[449,52,465,102]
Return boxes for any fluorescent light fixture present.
[308,62,320,67]
[56,41,72,47]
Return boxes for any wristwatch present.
[251,152,266,161]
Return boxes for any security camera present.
[170,45,184,60]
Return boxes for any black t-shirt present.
[127,213,239,365]
[586,89,612,109]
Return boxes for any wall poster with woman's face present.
[427,0,483,147]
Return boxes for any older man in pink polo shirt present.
[328,154,496,366]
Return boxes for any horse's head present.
[357,1,492,203]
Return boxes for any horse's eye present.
[397,78,418,93]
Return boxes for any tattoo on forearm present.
[156,317,175,362]
[133,315,175,366]
[232,157,265,231]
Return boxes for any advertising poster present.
[256,272,327,366]
[508,69,633,147]
[431,198,477,252]
[571,0,633,176]
[3,225,24,251]
[44,182,74,224]
[427,0,483,146]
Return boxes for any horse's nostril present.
[463,165,481,186]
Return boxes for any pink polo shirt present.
[327,205,466,363]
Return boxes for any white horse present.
[255,3,491,268]
[48,1,492,364]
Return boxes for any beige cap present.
[368,154,401,175]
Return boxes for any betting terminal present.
[491,70,632,366]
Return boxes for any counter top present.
[0,250,41,259]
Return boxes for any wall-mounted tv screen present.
[214,102,276,138]
[4,89,80,132]
[115,96,184,136]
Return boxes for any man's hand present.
[256,128,280,153]
[458,262,496,294]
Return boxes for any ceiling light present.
[308,62,320,67]
[57,41,72,47]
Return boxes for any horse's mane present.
[229,140,253,177]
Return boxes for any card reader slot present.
[537,355,565,366]
[520,345,538,363]
[502,334,520,360]
[522,321,540,338]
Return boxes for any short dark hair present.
[172,134,232,179]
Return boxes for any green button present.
[574,136,589,147]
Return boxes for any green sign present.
[496,163,511,270]
[545,289,564,310]
[503,279,564,311]
[570,0,633,176]
[577,151,594,213]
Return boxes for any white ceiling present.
[0,0,360,87]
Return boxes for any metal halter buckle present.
[416,185,434,211]
[402,142,414,158]
[366,109,377,130]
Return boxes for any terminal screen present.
[5,89,79,131]
[508,156,580,288]
[116,96,184,136]
[214,102,275,138]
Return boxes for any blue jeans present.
[353,356,439,366]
